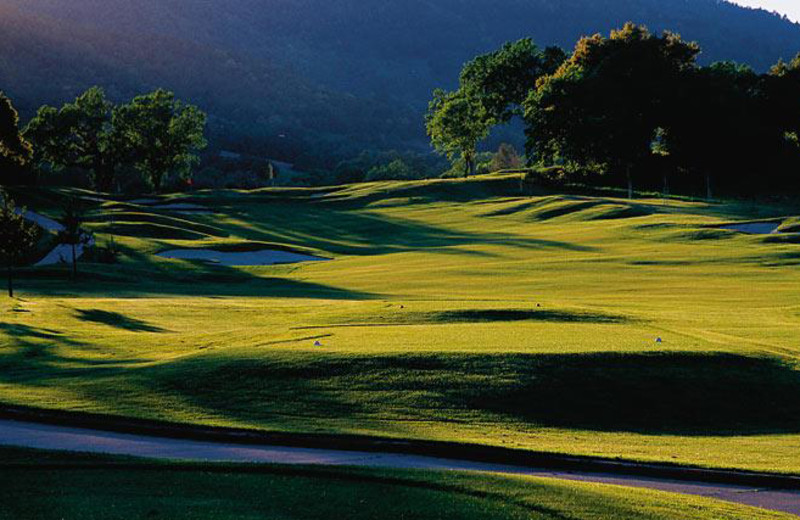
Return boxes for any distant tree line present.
[428,23,800,198]
[1,87,206,193]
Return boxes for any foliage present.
[525,24,700,197]
[0,190,41,297]
[57,197,93,278]
[427,40,565,177]
[426,90,490,176]
[0,92,33,185]
[490,143,524,172]
[25,88,207,193]
[24,87,122,192]
[365,159,416,182]
[5,0,800,166]
[111,89,207,191]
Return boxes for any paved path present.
[1,419,798,516]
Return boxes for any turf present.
[0,447,791,520]
[3,175,800,473]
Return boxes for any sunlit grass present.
[3,176,800,472]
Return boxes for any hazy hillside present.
[3,0,800,164]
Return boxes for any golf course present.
[2,175,800,478]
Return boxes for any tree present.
[459,39,566,124]
[57,198,93,279]
[426,90,489,176]
[525,24,700,198]
[24,87,123,192]
[428,40,566,177]
[113,90,207,191]
[0,191,41,298]
[667,62,762,199]
[0,92,33,185]
[490,143,524,172]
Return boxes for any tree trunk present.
[7,265,13,298]
[626,166,634,200]
[465,152,476,178]
[662,173,669,204]
[705,173,713,201]
[93,156,114,193]
[71,243,77,279]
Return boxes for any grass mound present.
[91,221,210,240]
[89,211,229,238]
[150,352,800,437]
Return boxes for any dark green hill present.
[3,0,800,162]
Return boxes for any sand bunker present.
[719,222,780,235]
[129,199,213,213]
[157,248,329,266]
[15,208,94,266]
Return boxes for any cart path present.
[0,419,798,516]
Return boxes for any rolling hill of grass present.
[3,175,800,473]
[0,447,792,520]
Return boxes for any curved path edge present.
[1,405,799,516]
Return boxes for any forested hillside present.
[3,0,800,165]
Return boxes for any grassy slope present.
[0,447,792,520]
[3,175,800,473]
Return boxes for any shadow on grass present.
[18,248,376,300]
[147,351,800,437]
[293,308,630,330]
[0,323,85,349]
[228,202,598,256]
[422,309,626,324]
[74,310,168,333]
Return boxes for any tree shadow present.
[74,310,168,333]
[145,351,800,437]
[0,323,85,349]
[421,309,627,324]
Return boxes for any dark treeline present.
[6,0,800,172]
[0,87,206,193]
[428,23,800,198]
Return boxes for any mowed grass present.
[3,175,800,472]
[0,447,792,520]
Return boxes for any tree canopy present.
[24,88,207,192]
[113,89,207,191]
[525,24,700,197]
[427,40,566,176]
[0,190,41,298]
[0,93,33,185]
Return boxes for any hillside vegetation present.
[3,176,800,474]
[3,0,800,161]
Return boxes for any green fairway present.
[3,175,800,473]
[0,447,792,520]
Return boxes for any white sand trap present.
[157,248,329,266]
[19,209,64,232]
[14,208,94,266]
[36,241,94,267]
[720,222,780,235]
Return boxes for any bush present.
[365,159,416,181]
[520,166,568,193]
